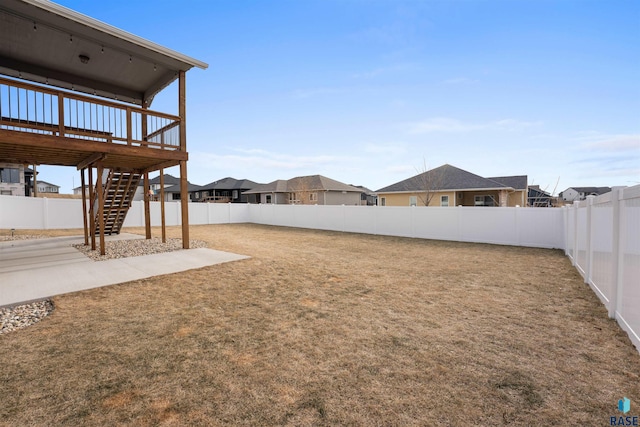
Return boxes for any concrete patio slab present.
[0,234,250,307]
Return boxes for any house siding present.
[0,163,25,196]
[378,189,526,207]
[377,191,456,207]
[323,191,361,205]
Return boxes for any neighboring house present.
[351,185,377,206]
[528,185,554,207]
[559,187,611,202]
[0,163,25,196]
[24,167,35,197]
[37,181,60,194]
[133,173,181,201]
[243,175,364,205]
[199,177,262,203]
[73,185,89,196]
[0,163,39,196]
[375,164,528,207]
[162,182,203,202]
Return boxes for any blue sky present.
[44,0,639,194]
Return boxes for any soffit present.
[0,0,208,105]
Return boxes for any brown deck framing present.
[1,76,191,252]
[0,129,186,173]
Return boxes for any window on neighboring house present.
[172,193,180,200]
[441,195,449,207]
[309,192,317,202]
[289,192,299,204]
[265,194,272,204]
[380,197,386,206]
[0,168,20,183]
[409,196,417,206]
[194,192,200,199]
[232,190,238,199]
[474,195,495,206]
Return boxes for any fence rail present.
[0,76,181,150]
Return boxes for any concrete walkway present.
[0,234,249,307]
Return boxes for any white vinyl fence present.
[246,204,564,249]
[564,186,640,351]
[1,187,638,351]
[0,196,564,248]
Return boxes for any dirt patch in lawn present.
[0,224,638,426]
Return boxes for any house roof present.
[146,174,180,186]
[0,0,208,105]
[36,180,59,187]
[350,185,377,196]
[528,186,552,197]
[565,186,611,195]
[200,177,261,191]
[488,175,528,190]
[244,175,363,194]
[163,182,202,193]
[376,164,522,193]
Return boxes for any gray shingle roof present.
[488,175,528,190]
[376,164,519,193]
[200,177,261,191]
[163,183,203,193]
[244,175,362,194]
[147,174,180,185]
[568,186,611,195]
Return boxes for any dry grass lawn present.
[1,224,639,426]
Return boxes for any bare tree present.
[409,159,445,206]
[288,176,318,205]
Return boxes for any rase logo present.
[611,397,638,426]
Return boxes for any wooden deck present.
[0,77,185,173]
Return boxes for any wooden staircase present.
[93,170,142,235]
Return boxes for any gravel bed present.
[73,237,208,261]
[0,234,48,242]
[0,300,54,335]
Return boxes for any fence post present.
[572,201,579,267]
[585,195,595,284]
[457,205,463,242]
[609,189,621,319]
[514,206,521,247]
[562,206,568,255]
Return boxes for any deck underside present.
[0,129,186,172]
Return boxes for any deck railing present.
[0,76,181,150]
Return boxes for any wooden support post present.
[179,161,189,249]
[160,168,166,243]
[144,172,151,239]
[179,70,189,249]
[81,169,88,246]
[88,167,96,251]
[140,102,151,239]
[96,163,106,255]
